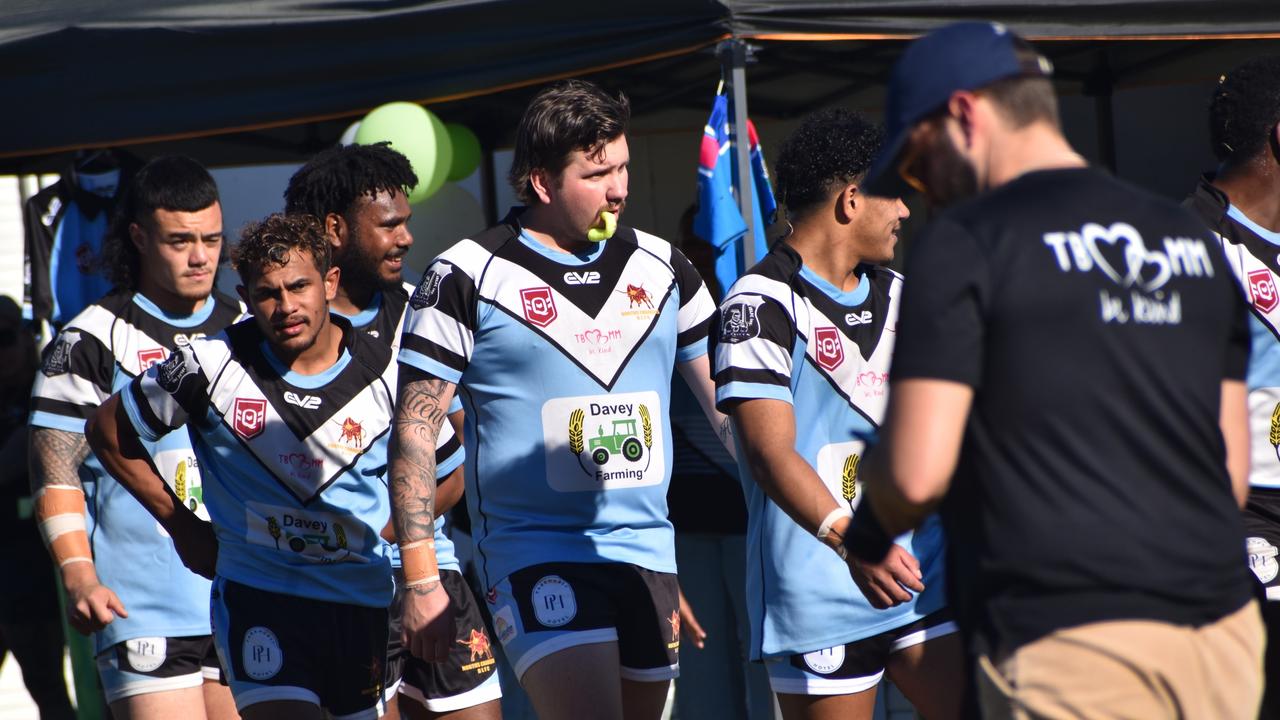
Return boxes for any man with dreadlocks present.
[285,143,501,719]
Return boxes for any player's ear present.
[529,168,555,205]
[129,221,147,251]
[325,213,346,250]
[836,184,859,224]
[324,265,341,302]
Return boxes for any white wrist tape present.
[816,507,853,540]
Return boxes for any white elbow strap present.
[34,486,93,568]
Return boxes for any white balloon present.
[339,120,361,146]
[404,183,485,277]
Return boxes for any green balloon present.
[354,102,453,204]
[446,123,482,182]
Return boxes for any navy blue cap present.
[864,22,1053,197]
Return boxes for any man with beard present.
[29,156,241,720]
[843,22,1264,719]
[285,144,502,719]
[87,213,398,720]
[1183,55,1280,719]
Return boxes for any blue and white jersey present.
[399,209,717,590]
[1188,177,1280,490]
[29,290,242,652]
[711,243,946,660]
[335,284,464,572]
[122,316,396,608]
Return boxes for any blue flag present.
[694,93,776,295]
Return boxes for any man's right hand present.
[63,565,128,635]
[403,582,455,663]
[848,544,925,609]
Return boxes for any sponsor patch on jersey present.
[1248,536,1279,584]
[493,605,518,645]
[232,397,268,439]
[124,637,167,673]
[41,330,81,377]
[154,449,209,521]
[1250,269,1279,314]
[246,501,365,563]
[573,327,622,356]
[617,283,658,319]
[411,264,453,310]
[803,645,845,675]
[719,302,759,343]
[531,575,577,628]
[520,287,558,327]
[156,352,191,393]
[137,347,166,370]
[814,327,845,371]
[242,626,283,680]
[542,391,665,492]
[816,441,867,511]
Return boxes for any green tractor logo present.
[589,418,645,465]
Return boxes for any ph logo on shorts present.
[242,626,283,680]
[1247,536,1279,584]
[531,575,577,627]
[803,645,845,675]
[124,637,167,673]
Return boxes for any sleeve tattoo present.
[389,378,450,545]
[30,428,91,494]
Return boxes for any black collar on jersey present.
[222,313,393,439]
[489,206,645,318]
[770,241,894,362]
[1186,173,1280,276]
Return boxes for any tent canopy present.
[4,0,1280,171]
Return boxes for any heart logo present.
[585,329,607,346]
[1083,222,1171,292]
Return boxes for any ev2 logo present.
[845,311,872,325]
[564,271,601,286]
[283,392,321,409]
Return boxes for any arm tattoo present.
[30,428,90,494]
[389,377,451,546]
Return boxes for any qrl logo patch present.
[814,327,844,371]
[137,348,167,369]
[1250,269,1278,313]
[233,398,268,439]
[521,287,558,327]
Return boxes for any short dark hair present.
[977,40,1059,130]
[774,109,885,220]
[508,79,630,204]
[284,142,418,219]
[232,213,331,285]
[102,155,220,290]
[1210,55,1280,167]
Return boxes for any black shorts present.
[488,562,680,682]
[767,609,958,696]
[1245,488,1280,601]
[386,569,502,712]
[95,635,221,704]
[211,577,388,720]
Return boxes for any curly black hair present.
[101,156,220,290]
[1210,55,1280,167]
[232,213,331,284]
[773,109,884,221]
[284,142,418,219]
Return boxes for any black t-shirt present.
[893,167,1254,655]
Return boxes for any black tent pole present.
[718,38,755,270]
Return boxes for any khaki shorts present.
[977,600,1265,720]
